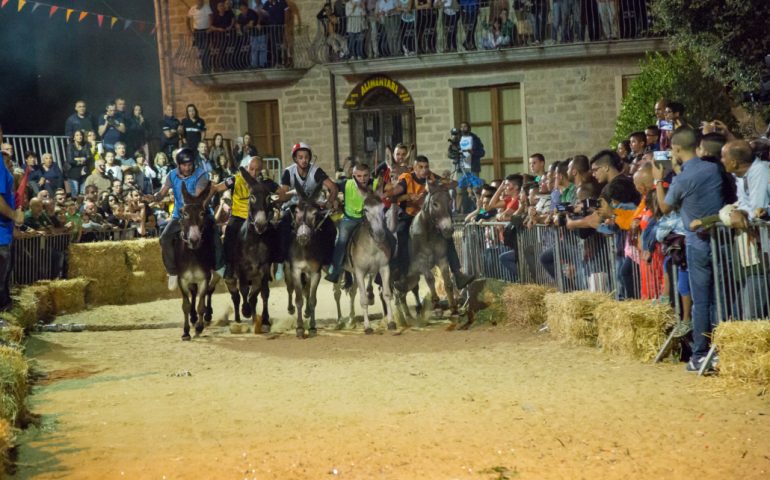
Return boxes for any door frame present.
[348,105,416,168]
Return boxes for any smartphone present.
[659,120,673,131]
[653,150,670,161]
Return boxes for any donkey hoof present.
[308,328,317,338]
[387,322,397,331]
[288,305,296,315]
[195,325,205,335]
[260,324,271,334]
[296,328,305,339]
[364,327,374,335]
[241,305,252,318]
[182,333,191,341]
[204,313,212,323]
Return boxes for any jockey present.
[325,162,373,284]
[374,143,411,211]
[208,155,278,280]
[387,155,474,290]
[154,148,223,290]
[275,142,339,268]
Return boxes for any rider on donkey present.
[154,148,223,290]
[325,162,373,284]
[274,142,339,272]
[208,155,279,280]
[387,155,475,290]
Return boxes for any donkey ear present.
[197,180,212,202]
[181,182,194,204]
[375,175,385,196]
[239,166,257,186]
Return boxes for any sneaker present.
[168,275,178,291]
[275,263,284,282]
[685,357,702,372]
[671,319,693,338]
[324,272,340,284]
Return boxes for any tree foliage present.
[611,50,736,146]
[651,0,770,94]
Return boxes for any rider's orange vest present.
[398,171,436,217]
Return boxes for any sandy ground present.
[12,283,770,480]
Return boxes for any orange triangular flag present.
[97,14,103,27]
[17,0,26,12]
[110,16,118,28]
[48,5,58,17]
[78,11,87,22]
[65,8,73,22]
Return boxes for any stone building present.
[153,0,666,180]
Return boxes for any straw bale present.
[25,284,53,322]
[465,279,507,325]
[124,238,163,273]
[0,418,13,473]
[545,291,612,346]
[1,290,39,330]
[713,321,770,387]
[47,278,90,315]
[0,326,24,345]
[125,271,176,304]
[68,242,130,306]
[0,346,28,426]
[595,300,675,361]
[500,284,557,327]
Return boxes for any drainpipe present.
[330,71,340,170]
[154,0,171,107]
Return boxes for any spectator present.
[181,104,206,150]
[665,101,690,130]
[333,0,347,35]
[66,130,92,197]
[54,188,67,208]
[721,139,770,222]
[86,130,102,162]
[459,0,478,50]
[441,0,459,52]
[154,152,172,188]
[189,0,214,72]
[399,0,416,56]
[596,0,618,39]
[481,18,508,49]
[208,133,228,166]
[210,1,236,70]
[64,200,83,242]
[0,130,22,310]
[0,143,13,170]
[653,127,725,372]
[233,132,258,164]
[114,142,136,169]
[104,151,123,182]
[125,104,151,160]
[415,0,437,54]
[528,153,546,181]
[135,152,156,194]
[511,4,530,46]
[237,2,268,68]
[214,153,237,179]
[489,174,523,221]
[459,121,485,177]
[64,100,96,138]
[347,0,367,59]
[616,139,631,163]
[97,102,126,152]
[628,131,646,161]
[531,0,547,44]
[645,125,661,151]
[23,198,53,233]
[114,97,128,123]
[39,153,64,197]
[264,0,289,67]
[110,180,125,199]
[197,141,214,173]
[319,3,349,60]
[365,0,380,58]
[464,183,497,223]
[159,104,182,161]
[377,0,400,56]
[23,151,43,196]
[551,0,567,42]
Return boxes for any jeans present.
[532,1,547,42]
[330,216,362,276]
[619,256,640,300]
[0,245,11,309]
[159,218,182,275]
[551,0,568,42]
[68,179,81,197]
[540,247,555,279]
[461,8,478,49]
[381,15,401,57]
[597,1,618,39]
[368,18,379,58]
[224,216,245,278]
[193,30,211,72]
[499,249,518,282]
[687,243,717,361]
[348,32,365,58]
[250,35,267,68]
[444,13,458,51]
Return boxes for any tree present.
[611,50,736,146]
[651,0,770,95]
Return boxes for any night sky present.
[0,0,160,136]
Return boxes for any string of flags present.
[1,0,156,35]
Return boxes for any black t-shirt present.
[281,167,328,187]
[237,9,259,28]
[160,116,181,147]
[212,10,235,29]
[181,117,206,149]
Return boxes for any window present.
[454,84,523,180]
[246,100,281,157]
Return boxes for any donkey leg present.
[439,259,458,316]
[412,285,423,315]
[381,266,396,330]
[225,277,241,323]
[423,269,441,315]
[356,271,372,334]
[194,283,207,336]
[260,276,271,334]
[240,276,252,319]
[349,280,357,327]
[333,276,343,322]
[286,262,296,315]
[366,276,375,306]
[292,269,305,338]
[181,289,192,341]
[307,271,321,337]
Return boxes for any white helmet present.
[291,142,312,160]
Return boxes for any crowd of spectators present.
[460,97,770,372]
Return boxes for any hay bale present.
[595,300,675,361]
[0,290,39,330]
[466,279,507,325]
[713,321,770,387]
[0,346,28,426]
[0,418,13,473]
[47,278,90,315]
[0,326,24,345]
[500,284,556,327]
[125,271,177,304]
[68,242,130,305]
[25,283,53,322]
[545,291,612,346]
[124,238,163,273]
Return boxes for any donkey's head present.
[423,180,453,239]
[363,178,387,244]
[180,181,212,250]
[293,177,326,247]
[240,166,272,235]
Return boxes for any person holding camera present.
[97,103,126,152]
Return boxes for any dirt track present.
[12,285,770,479]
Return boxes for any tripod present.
[449,156,481,215]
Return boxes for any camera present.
[555,198,598,227]
[447,128,463,163]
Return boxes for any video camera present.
[555,198,598,227]
[447,127,463,163]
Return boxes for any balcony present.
[316,8,667,75]
[171,24,314,88]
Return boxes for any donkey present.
[286,184,335,338]
[398,179,458,317]
[225,167,275,333]
[342,182,398,333]
[176,182,218,341]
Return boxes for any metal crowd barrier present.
[314,5,657,63]
[172,25,313,76]
[4,134,70,170]
[551,227,617,295]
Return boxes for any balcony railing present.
[172,24,313,77]
[313,5,657,63]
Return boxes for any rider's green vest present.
[344,179,366,219]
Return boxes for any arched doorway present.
[344,75,415,168]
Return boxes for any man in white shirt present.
[376,0,398,56]
[188,0,214,72]
[721,139,770,223]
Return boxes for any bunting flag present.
[4,0,155,36]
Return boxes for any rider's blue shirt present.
[166,167,209,219]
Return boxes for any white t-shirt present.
[189,4,213,30]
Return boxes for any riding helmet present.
[291,142,312,160]
[175,147,196,165]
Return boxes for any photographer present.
[458,121,485,176]
[97,103,126,152]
